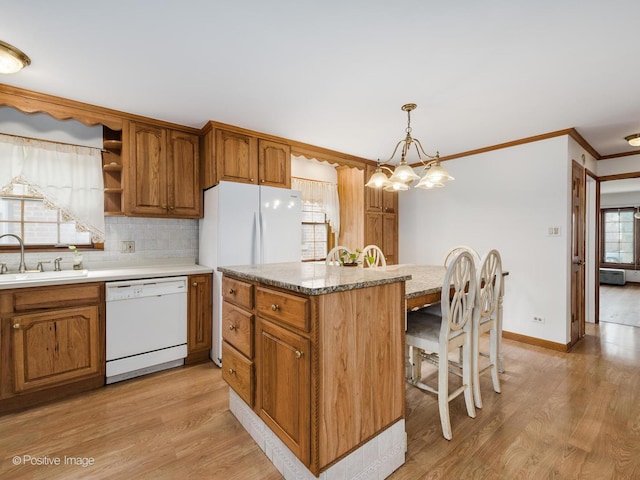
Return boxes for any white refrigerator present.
[199,181,302,365]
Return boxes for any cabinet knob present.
[228,288,235,295]
[192,282,198,287]
[295,350,303,359]
[13,323,20,329]
[260,179,264,183]
[271,304,280,311]
[169,206,175,211]
[161,204,167,209]
[250,178,254,182]
[228,368,236,375]
[228,323,237,331]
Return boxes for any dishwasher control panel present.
[106,276,188,302]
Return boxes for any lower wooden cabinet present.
[255,317,310,465]
[12,305,101,394]
[0,282,105,414]
[186,273,213,364]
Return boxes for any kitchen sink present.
[0,269,89,284]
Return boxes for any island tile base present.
[229,389,406,479]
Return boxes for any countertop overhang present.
[0,264,213,290]
[217,262,411,295]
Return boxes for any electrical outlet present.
[120,240,135,253]
[532,316,545,324]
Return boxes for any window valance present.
[0,133,105,242]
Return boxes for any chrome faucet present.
[0,233,27,273]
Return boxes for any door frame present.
[570,160,586,348]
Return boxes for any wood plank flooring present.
[1,321,639,479]
[600,283,640,327]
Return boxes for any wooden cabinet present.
[338,166,399,264]
[186,273,212,365]
[221,273,404,476]
[127,122,202,218]
[255,316,310,464]
[0,283,105,413]
[202,123,291,189]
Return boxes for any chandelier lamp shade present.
[365,103,454,191]
[0,40,30,74]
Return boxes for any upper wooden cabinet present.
[127,122,202,218]
[202,123,291,189]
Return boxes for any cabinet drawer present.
[12,283,102,312]
[222,301,253,358]
[256,287,309,332]
[222,277,253,310]
[222,342,253,406]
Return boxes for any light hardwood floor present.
[1,322,639,479]
[600,283,640,327]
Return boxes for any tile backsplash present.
[0,217,199,272]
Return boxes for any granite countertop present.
[0,263,213,290]
[218,262,411,295]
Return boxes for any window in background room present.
[0,183,92,247]
[601,208,637,266]
[301,201,330,261]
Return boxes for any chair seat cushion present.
[406,311,442,352]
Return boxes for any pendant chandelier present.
[365,103,454,191]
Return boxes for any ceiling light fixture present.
[0,40,31,74]
[625,133,640,147]
[365,103,454,192]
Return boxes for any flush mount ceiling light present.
[0,40,31,74]
[365,103,454,192]
[625,133,640,147]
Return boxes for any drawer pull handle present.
[271,304,280,311]
[295,350,303,359]
[228,288,235,295]
[13,323,20,330]
[228,368,236,375]
[228,323,237,331]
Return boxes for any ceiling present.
[2,1,640,162]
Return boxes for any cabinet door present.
[216,129,258,184]
[364,211,382,249]
[186,274,212,363]
[128,122,168,215]
[382,213,398,265]
[364,165,383,212]
[258,139,291,188]
[167,130,202,218]
[255,318,310,466]
[11,306,102,394]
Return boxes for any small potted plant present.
[340,248,362,267]
[69,245,83,270]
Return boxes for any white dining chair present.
[360,244,386,268]
[443,245,481,267]
[472,249,503,409]
[406,250,477,440]
[325,245,351,265]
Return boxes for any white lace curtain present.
[291,177,340,238]
[0,133,105,242]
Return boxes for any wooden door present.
[215,129,258,184]
[12,306,101,393]
[258,139,291,188]
[571,160,586,346]
[186,273,212,364]
[255,317,310,466]
[129,122,168,215]
[167,130,201,218]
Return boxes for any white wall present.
[399,136,572,344]
[291,155,338,183]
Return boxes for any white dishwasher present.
[106,276,188,384]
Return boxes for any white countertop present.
[0,264,213,290]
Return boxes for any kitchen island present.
[217,262,410,480]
